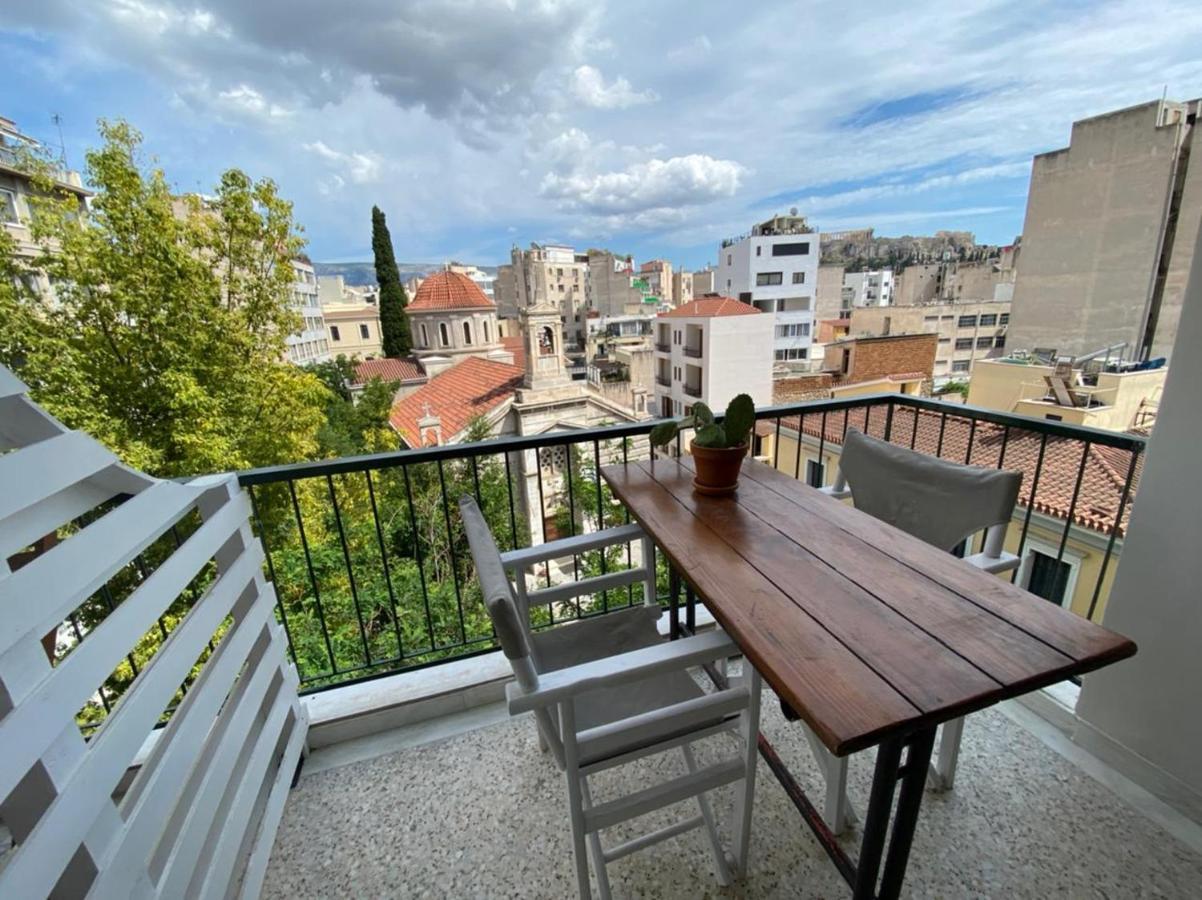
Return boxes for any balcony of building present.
[683,324,703,358]
[682,364,703,397]
[3,360,1201,897]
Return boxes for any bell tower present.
[521,301,570,391]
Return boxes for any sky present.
[2,1,1202,270]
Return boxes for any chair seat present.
[531,606,711,760]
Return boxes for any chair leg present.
[561,702,592,900]
[680,743,733,887]
[802,726,856,835]
[730,664,762,877]
[580,778,613,900]
[927,717,965,792]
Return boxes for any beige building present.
[967,357,1165,432]
[849,299,1011,381]
[587,250,645,317]
[639,259,672,299]
[495,243,589,348]
[691,268,715,296]
[320,274,382,359]
[815,265,846,320]
[1009,98,1202,361]
[1,116,90,302]
[404,270,514,377]
[670,269,693,305]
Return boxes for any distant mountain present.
[315,261,499,287]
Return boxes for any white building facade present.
[653,297,774,419]
[285,259,331,365]
[715,215,820,367]
[842,268,895,308]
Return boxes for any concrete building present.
[1009,98,1202,362]
[285,259,331,365]
[319,274,383,360]
[447,262,494,303]
[842,268,895,307]
[638,259,672,300]
[967,357,1166,432]
[496,243,590,348]
[670,269,693,306]
[586,250,646,317]
[815,265,847,320]
[849,299,1011,381]
[691,268,715,297]
[715,212,819,368]
[820,332,937,397]
[0,116,90,302]
[652,296,773,419]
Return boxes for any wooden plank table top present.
[602,457,1137,757]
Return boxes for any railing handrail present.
[233,392,1147,486]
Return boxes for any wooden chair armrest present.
[500,523,645,570]
[507,630,737,714]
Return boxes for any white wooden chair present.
[460,497,762,900]
[803,427,1022,834]
[0,365,305,898]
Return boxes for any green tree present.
[372,205,412,357]
[0,119,329,478]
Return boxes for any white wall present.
[1076,226,1202,798]
[702,314,775,410]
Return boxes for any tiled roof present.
[353,357,426,385]
[390,357,523,446]
[660,297,762,318]
[501,335,526,370]
[407,271,495,312]
[773,405,1142,536]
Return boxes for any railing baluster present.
[1087,446,1141,621]
[935,411,948,458]
[365,470,404,660]
[435,459,467,644]
[593,439,609,613]
[909,406,920,449]
[565,440,580,605]
[246,485,300,675]
[964,418,977,464]
[1011,433,1049,586]
[470,455,483,506]
[401,464,436,651]
[794,413,805,481]
[1055,441,1092,569]
[288,479,337,675]
[503,450,519,551]
[535,446,552,600]
[327,473,372,666]
[883,401,894,442]
[816,412,828,487]
[773,416,782,470]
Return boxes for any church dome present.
[407,271,495,312]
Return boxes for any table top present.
[601,457,1137,757]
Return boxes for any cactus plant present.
[649,393,756,450]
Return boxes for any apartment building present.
[842,268,894,307]
[447,261,494,303]
[652,296,773,419]
[815,265,846,319]
[849,299,1011,381]
[0,116,90,301]
[691,268,715,297]
[285,259,331,365]
[1009,97,1202,361]
[494,243,589,347]
[670,269,693,305]
[318,274,382,359]
[638,259,672,299]
[587,250,646,317]
[715,212,819,367]
[820,332,937,396]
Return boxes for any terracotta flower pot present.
[690,441,748,496]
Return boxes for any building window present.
[1000,313,1010,325]
[755,246,761,257]
[0,189,17,224]
[923,315,939,323]
[772,242,810,256]
[952,360,971,373]
[806,459,824,488]
[958,315,978,328]
[976,336,993,349]
[330,325,341,341]
[995,335,1006,349]
[756,272,784,286]
[792,272,806,284]
[1022,549,1076,607]
[421,323,429,346]
[774,323,811,338]
[359,323,370,339]
[463,320,473,344]
[439,322,450,346]
[726,254,732,266]
[979,313,998,326]
[483,320,491,342]
[955,338,974,350]
[774,347,808,361]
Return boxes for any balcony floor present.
[263,674,1202,898]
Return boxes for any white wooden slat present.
[0,364,26,399]
[500,523,645,568]
[0,491,252,794]
[85,598,276,899]
[582,757,746,833]
[0,430,118,523]
[154,630,289,895]
[192,689,297,899]
[526,567,647,607]
[0,479,199,654]
[0,394,66,450]
[231,710,307,900]
[0,546,262,899]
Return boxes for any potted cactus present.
[649,394,756,495]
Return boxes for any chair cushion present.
[530,606,708,740]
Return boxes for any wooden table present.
[602,456,1136,899]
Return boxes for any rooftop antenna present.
[50,113,67,166]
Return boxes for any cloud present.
[216,84,293,121]
[303,140,381,184]
[667,35,712,62]
[541,154,744,218]
[570,65,657,109]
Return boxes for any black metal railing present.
[683,384,702,397]
[654,342,670,353]
[655,375,671,387]
[683,346,703,358]
[234,394,1145,695]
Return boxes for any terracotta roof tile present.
[501,335,526,370]
[353,357,426,385]
[407,271,495,312]
[390,357,523,446]
[660,297,762,318]
[775,406,1142,536]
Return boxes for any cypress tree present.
[372,205,411,357]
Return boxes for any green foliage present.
[939,379,970,397]
[0,118,329,477]
[372,205,412,357]
[308,354,359,401]
[648,393,756,450]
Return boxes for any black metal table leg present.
[668,566,681,639]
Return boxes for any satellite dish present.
[790,207,799,216]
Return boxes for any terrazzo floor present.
[263,678,1202,899]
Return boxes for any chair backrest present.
[838,428,1021,553]
[459,496,533,670]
